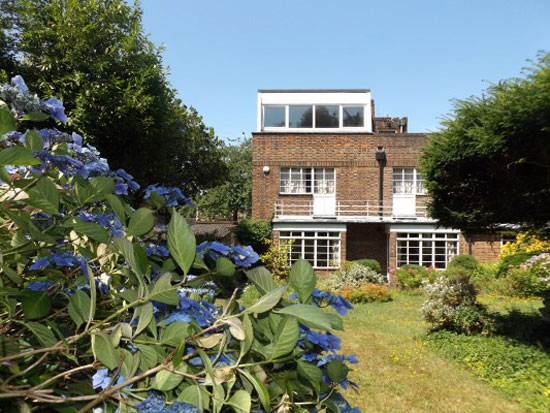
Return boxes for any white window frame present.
[393,167,427,195]
[280,230,342,269]
[396,232,459,269]
[262,104,366,131]
[279,167,335,195]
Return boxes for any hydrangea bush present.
[0,78,360,412]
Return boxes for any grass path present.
[338,293,527,412]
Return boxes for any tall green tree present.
[0,0,226,194]
[195,137,252,221]
[421,53,550,233]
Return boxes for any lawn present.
[338,292,549,412]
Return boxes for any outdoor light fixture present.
[375,146,386,162]
[263,166,270,175]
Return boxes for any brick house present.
[251,89,501,281]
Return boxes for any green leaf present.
[239,314,254,360]
[67,290,91,328]
[172,341,186,369]
[215,256,235,277]
[113,237,145,287]
[276,304,333,331]
[86,263,96,326]
[25,321,57,347]
[289,259,316,303]
[161,321,189,347]
[0,146,41,166]
[25,130,43,151]
[0,103,16,135]
[105,194,126,224]
[21,111,50,122]
[244,285,287,314]
[152,369,184,391]
[225,317,245,341]
[327,360,349,383]
[21,291,51,320]
[93,333,120,370]
[177,385,209,410]
[136,344,158,371]
[72,218,110,243]
[134,302,153,337]
[167,210,196,276]
[238,369,270,411]
[149,272,179,305]
[27,178,60,214]
[245,266,277,294]
[297,361,323,394]
[196,333,224,349]
[127,207,154,237]
[90,176,115,196]
[270,316,299,360]
[227,389,251,413]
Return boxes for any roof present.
[189,221,236,238]
[257,89,371,93]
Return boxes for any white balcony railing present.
[274,199,428,219]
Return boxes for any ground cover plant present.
[0,77,360,412]
[338,293,530,412]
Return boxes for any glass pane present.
[315,105,339,128]
[264,106,285,127]
[289,105,313,128]
[343,106,364,127]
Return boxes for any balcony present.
[273,199,432,222]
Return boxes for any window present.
[289,105,313,128]
[393,168,427,195]
[343,106,364,127]
[315,105,339,128]
[396,232,459,269]
[263,106,285,127]
[262,104,366,130]
[501,233,517,246]
[279,167,335,194]
[280,230,341,269]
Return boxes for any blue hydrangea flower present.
[144,184,192,207]
[164,295,218,328]
[11,75,28,92]
[231,246,259,268]
[196,241,230,261]
[145,245,170,257]
[26,280,56,291]
[92,369,110,390]
[308,288,354,315]
[44,97,68,123]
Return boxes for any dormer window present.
[258,90,372,132]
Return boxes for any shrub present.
[260,239,292,280]
[497,267,547,298]
[337,282,392,303]
[395,264,436,290]
[235,218,271,253]
[325,261,384,290]
[0,77,360,412]
[448,254,479,272]
[422,276,495,335]
[498,232,550,261]
[497,251,540,276]
[354,258,381,274]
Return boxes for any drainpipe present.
[375,146,387,217]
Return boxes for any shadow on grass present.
[494,309,550,350]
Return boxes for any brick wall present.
[252,133,429,219]
[346,223,388,273]
[460,233,502,263]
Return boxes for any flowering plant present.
[0,77,359,412]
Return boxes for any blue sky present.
[140,0,550,140]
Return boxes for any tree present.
[195,137,252,220]
[0,0,226,194]
[421,53,550,233]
